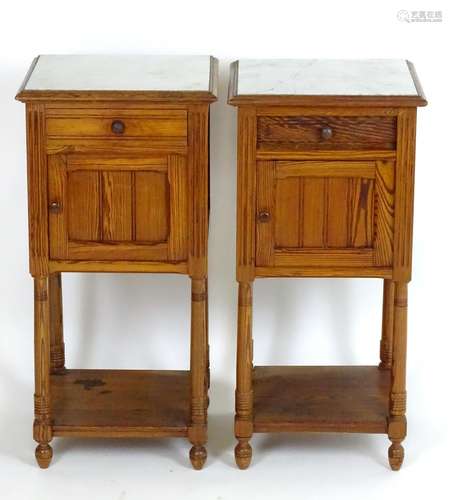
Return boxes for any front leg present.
[188,278,208,470]
[388,282,408,470]
[235,281,254,469]
[33,276,53,468]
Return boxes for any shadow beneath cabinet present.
[255,432,387,468]
[52,437,191,468]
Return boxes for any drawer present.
[46,108,188,146]
[257,115,396,150]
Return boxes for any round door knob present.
[258,211,271,223]
[111,120,126,135]
[49,201,61,213]
[321,126,333,140]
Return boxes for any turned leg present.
[49,273,65,374]
[379,280,395,370]
[188,278,208,470]
[388,282,408,471]
[235,282,253,469]
[33,277,53,468]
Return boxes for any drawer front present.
[48,153,188,262]
[46,108,188,147]
[257,115,396,150]
[256,159,395,269]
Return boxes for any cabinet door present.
[256,160,394,269]
[48,154,187,261]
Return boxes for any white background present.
[0,1,450,499]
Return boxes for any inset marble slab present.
[235,59,418,96]
[24,55,214,92]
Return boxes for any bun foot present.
[35,444,53,469]
[189,445,207,470]
[235,440,252,469]
[388,442,404,471]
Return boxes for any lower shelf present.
[50,369,190,438]
[253,366,390,434]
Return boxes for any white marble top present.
[236,59,418,96]
[25,55,214,92]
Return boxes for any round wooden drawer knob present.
[321,126,333,140]
[49,201,61,213]
[111,120,126,135]
[258,211,271,223]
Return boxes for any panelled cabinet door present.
[256,160,395,269]
[48,154,188,262]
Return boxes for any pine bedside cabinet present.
[228,59,426,470]
[16,55,218,469]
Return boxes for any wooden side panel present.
[26,103,49,276]
[135,171,169,242]
[102,172,132,241]
[67,171,101,241]
[393,109,417,281]
[188,105,209,278]
[236,107,257,282]
[302,178,326,247]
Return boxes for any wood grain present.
[168,155,188,262]
[235,282,254,469]
[187,104,209,278]
[49,273,65,374]
[274,176,300,248]
[348,177,374,248]
[388,282,408,470]
[67,170,101,241]
[135,171,169,242]
[51,369,190,436]
[326,178,349,247]
[255,159,393,269]
[379,280,395,370]
[47,154,190,262]
[102,171,132,241]
[236,107,257,282]
[46,114,187,140]
[188,279,208,469]
[253,366,390,433]
[374,161,395,266]
[257,115,396,150]
[33,277,53,468]
[255,266,392,278]
[26,103,48,276]
[302,178,326,247]
[256,161,275,266]
[49,260,187,274]
[393,109,417,281]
